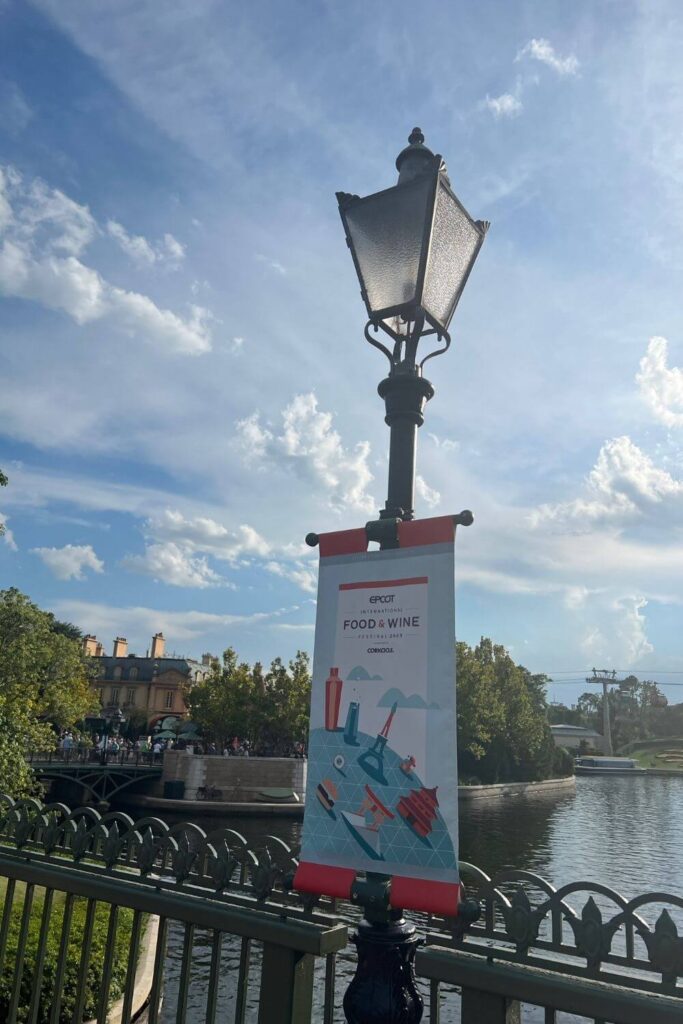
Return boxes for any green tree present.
[0,588,95,796]
[185,647,311,754]
[456,638,565,783]
[185,648,255,750]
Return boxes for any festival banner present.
[294,515,460,916]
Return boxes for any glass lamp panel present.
[422,179,482,330]
[344,175,433,316]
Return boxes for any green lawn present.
[0,880,136,1023]
[631,741,683,771]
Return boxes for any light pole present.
[100,705,125,765]
[332,129,488,1023]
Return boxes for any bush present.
[0,887,136,1023]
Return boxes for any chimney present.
[112,636,128,658]
[150,632,165,659]
[201,652,214,666]
[82,634,99,656]
[95,642,105,657]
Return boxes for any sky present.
[1,0,683,707]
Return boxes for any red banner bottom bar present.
[294,861,461,916]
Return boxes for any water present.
[120,775,683,1022]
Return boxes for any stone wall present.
[457,775,576,803]
[162,751,307,801]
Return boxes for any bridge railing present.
[27,748,162,766]
[0,794,346,1024]
[0,793,682,1022]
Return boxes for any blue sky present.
[2,0,683,707]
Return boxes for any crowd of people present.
[53,730,306,761]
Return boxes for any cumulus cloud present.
[415,474,441,508]
[580,594,653,664]
[107,220,185,267]
[265,559,317,594]
[637,336,683,428]
[483,92,523,119]
[516,38,579,76]
[122,541,224,588]
[32,543,104,580]
[146,508,271,561]
[0,512,17,550]
[0,167,211,354]
[236,393,375,514]
[530,436,683,529]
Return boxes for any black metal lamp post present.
[335,129,488,1023]
[337,127,488,541]
[100,705,125,765]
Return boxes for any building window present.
[113,666,122,681]
[126,688,136,706]
[129,667,138,680]
[111,687,120,705]
[165,691,174,710]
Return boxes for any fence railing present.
[27,749,161,767]
[0,793,682,1022]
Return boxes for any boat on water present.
[575,756,646,776]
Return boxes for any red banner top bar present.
[318,515,455,559]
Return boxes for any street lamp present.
[336,129,488,1023]
[100,705,125,765]
[336,128,487,533]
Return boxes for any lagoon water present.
[126,774,683,1022]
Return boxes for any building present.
[83,631,213,730]
[550,724,607,754]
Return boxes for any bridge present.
[27,750,162,804]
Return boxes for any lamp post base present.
[343,912,423,1024]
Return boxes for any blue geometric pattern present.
[301,727,457,877]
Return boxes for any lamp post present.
[100,705,125,765]
[335,129,488,1023]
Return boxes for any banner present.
[294,516,460,916]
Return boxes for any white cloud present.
[637,336,683,428]
[428,433,459,453]
[0,512,17,550]
[415,474,441,509]
[516,38,579,76]
[0,167,211,354]
[266,559,317,594]
[32,543,104,580]
[483,92,523,119]
[230,336,245,352]
[107,219,185,267]
[530,436,683,529]
[53,599,301,646]
[255,253,286,275]
[236,393,375,514]
[580,595,653,664]
[146,508,271,561]
[122,541,224,588]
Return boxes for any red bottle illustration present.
[324,667,343,731]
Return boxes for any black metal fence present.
[0,793,682,1023]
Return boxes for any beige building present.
[83,631,213,730]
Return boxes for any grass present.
[631,741,683,771]
[0,880,137,1023]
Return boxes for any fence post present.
[461,987,521,1024]
[258,943,314,1024]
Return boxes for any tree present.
[0,588,95,796]
[456,638,565,783]
[185,647,311,754]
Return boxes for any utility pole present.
[587,668,621,756]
